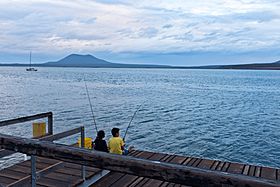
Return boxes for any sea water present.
[0,67,279,168]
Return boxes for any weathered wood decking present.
[93,150,279,187]
[0,156,100,187]
[0,149,279,187]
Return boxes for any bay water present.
[0,67,279,168]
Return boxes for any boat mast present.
[29,51,32,68]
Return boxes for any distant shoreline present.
[0,63,280,70]
[1,53,279,70]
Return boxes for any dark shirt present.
[93,138,108,152]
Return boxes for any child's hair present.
[97,130,105,139]
[111,128,120,137]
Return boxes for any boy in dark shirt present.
[93,130,108,152]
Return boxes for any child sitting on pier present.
[93,130,108,152]
[108,127,126,155]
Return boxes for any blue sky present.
[0,0,280,65]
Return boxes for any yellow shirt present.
[108,137,124,155]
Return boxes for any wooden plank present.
[167,183,176,187]
[1,134,280,187]
[155,155,190,187]
[243,165,250,175]
[92,151,157,187]
[100,152,169,187]
[132,178,149,187]
[127,177,144,187]
[182,157,192,165]
[160,182,169,187]
[227,163,244,174]
[186,158,197,166]
[0,168,27,180]
[3,159,96,186]
[36,157,100,174]
[36,177,70,187]
[255,166,261,178]
[0,112,52,127]
[40,127,82,142]
[261,167,277,180]
[169,155,187,165]
[93,172,124,187]
[192,158,202,167]
[142,179,163,187]
[106,152,167,187]
[197,159,215,170]
[11,165,83,187]
[0,175,17,185]
[113,174,140,187]
[44,172,82,184]
[249,166,256,177]
[173,184,181,187]
[128,150,138,156]
[7,161,65,187]
[222,162,230,172]
[211,161,220,170]
[136,151,155,159]
[131,154,173,187]
[164,155,176,163]
[216,162,225,171]
[148,153,167,161]
[55,166,95,179]
[7,164,32,174]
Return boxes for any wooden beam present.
[0,112,52,127]
[0,134,279,187]
[40,127,82,142]
[0,126,81,158]
[0,133,50,158]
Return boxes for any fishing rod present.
[84,77,98,133]
[123,104,143,141]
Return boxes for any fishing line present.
[84,76,98,133]
[123,103,143,141]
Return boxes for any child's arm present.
[121,138,125,150]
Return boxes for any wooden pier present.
[0,112,279,187]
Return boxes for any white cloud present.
[0,0,280,63]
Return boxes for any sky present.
[0,0,280,66]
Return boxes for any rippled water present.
[0,67,280,168]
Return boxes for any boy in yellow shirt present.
[108,128,125,155]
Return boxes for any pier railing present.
[0,112,53,135]
[0,112,54,158]
[0,133,279,187]
[0,112,86,186]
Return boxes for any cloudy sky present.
[0,0,280,65]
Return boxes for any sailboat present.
[26,51,37,71]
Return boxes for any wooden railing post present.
[81,126,86,180]
[48,113,53,135]
[31,155,37,187]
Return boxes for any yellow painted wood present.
[32,122,46,137]
[78,137,92,149]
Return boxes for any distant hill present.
[214,60,280,70]
[44,54,111,67]
[42,54,170,68]
[0,53,279,70]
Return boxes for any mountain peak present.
[42,53,171,68]
[44,53,111,67]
